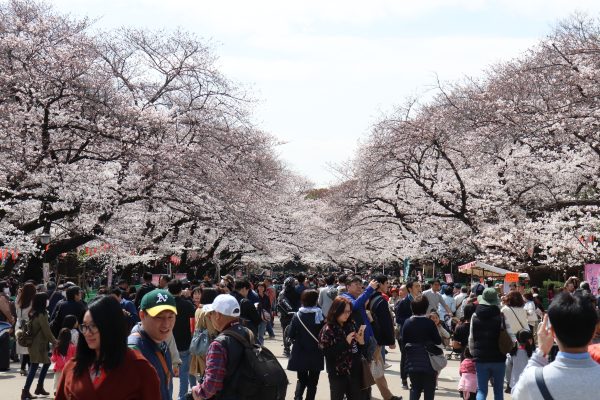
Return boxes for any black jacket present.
[402,316,441,374]
[471,304,506,363]
[395,295,413,335]
[370,292,395,346]
[50,300,87,336]
[172,296,196,351]
[232,292,261,338]
[134,282,156,309]
[287,312,324,372]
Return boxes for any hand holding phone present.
[356,324,366,345]
[358,324,366,335]
[538,314,554,357]
[346,331,356,345]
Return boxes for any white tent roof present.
[458,261,529,279]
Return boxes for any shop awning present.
[457,261,529,279]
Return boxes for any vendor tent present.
[458,261,529,279]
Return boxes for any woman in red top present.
[55,296,161,400]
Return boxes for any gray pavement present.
[0,321,513,399]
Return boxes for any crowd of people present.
[0,271,598,400]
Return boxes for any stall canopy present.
[458,261,529,279]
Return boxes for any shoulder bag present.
[535,368,555,400]
[296,312,318,343]
[426,342,447,372]
[509,307,527,331]
[498,315,515,355]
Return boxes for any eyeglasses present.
[79,323,99,334]
[342,308,352,315]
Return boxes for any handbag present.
[261,309,272,322]
[360,356,375,389]
[498,316,515,355]
[189,328,212,356]
[426,343,448,372]
[370,356,385,379]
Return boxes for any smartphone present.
[358,324,366,335]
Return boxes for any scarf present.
[299,306,324,324]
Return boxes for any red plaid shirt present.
[192,321,244,399]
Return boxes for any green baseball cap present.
[140,289,178,317]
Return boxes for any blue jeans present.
[257,321,267,345]
[266,319,275,337]
[24,362,50,391]
[475,361,505,400]
[178,350,197,400]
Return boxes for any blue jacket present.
[128,326,173,400]
[120,298,139,327]
[341,286,375,343]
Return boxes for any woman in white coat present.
[15,282,36,375]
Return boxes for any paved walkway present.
[0,321,513,399]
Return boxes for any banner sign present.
[504,272,520,283]
[403,258,411,279]
[445,273,453,283]
[107,268,113,288]
[584,264,600,296]
[43,263,50,283]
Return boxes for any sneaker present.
[402,380,409,389]
[383,363,392,369]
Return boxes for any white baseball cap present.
[203,294,241,317]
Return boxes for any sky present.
[51,0,600,187]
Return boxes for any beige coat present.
[189,306,219,377]
[28,313,56,364]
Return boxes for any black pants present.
[20,354,30,371]
[281,318,292,352]
[398,337,408,381]
[295,369,320,400]
[408,372,436,400]
[328,360,369,400]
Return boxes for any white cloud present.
[51,0,600,186]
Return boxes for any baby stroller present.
[446,318,464,360]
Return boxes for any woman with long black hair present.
[319,296,368,400]
[21,292,56,399]
[55,296,160,400]
[15,282,37,375]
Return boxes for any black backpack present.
[220,329,288,400]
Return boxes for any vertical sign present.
[584,264,600,296]
[43,263,50,283]
[403,258,411,280]
[107,267,113,288]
